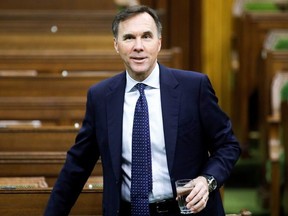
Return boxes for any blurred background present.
[0,0,287,215]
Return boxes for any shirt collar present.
[125,63,160,93]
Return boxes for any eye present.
[123,34,134,41]
[143,33,152,39]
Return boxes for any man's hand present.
[185,176,209,213]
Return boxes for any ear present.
[158,37,162,52]
[114,38,119,53]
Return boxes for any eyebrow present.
[122,31,154,39]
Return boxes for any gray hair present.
[112,5,162,38]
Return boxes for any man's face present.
[114,12,162,81]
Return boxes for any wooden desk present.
[0,188,103,216]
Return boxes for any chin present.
[131,66,149,74]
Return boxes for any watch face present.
[211,178,217,189]
[202,175,217,192]
[207,176,217,192]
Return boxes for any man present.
[44,5,241,216]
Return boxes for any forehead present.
[118,12,157,35]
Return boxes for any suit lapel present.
[106,73,126,181]
[159,65,180,174]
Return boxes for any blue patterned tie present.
[130,83,152,216]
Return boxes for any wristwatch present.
[202,175,217,193]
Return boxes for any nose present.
[133,38,144,51]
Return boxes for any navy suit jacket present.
[45,64,241,216]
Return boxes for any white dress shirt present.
[121,63,173,202]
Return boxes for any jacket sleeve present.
[44,88,100,216]
[198,74,241,188]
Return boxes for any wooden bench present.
[232,11,288,146]
[262,58,288,152]
[0,10,115,34]
[0,151,102,186]
[0,9,119,52]
[0,48,182,74]
[0,126,78,152]
[0,188,103,216]
[0,72,116,125]
[266,83,288,216]
[0,72,116,97]
[0,33,114,50]
[0,8,165,35]
[0,48,182,125]
[0,8,166,50]
[262,49,288,119]
[0,176,48,189]
[260,31,288,160]
[259,30,288,216]
[0,97,86,125]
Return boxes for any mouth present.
[130,56,147,63]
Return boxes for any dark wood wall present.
[142,0,202,71]
[167,0,201,71]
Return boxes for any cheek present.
[150,41,161,53]
[118,49,130,62]
[151,46,161,57]
[117,44,132,55]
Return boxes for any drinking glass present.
[175,179,194,214]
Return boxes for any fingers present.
[185,176,209,213]
[189,194,209,213]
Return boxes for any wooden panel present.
[0,126,78,152]
[0,188,103,216]
[167,0,201,71]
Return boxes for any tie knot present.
[135,83,146,95]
